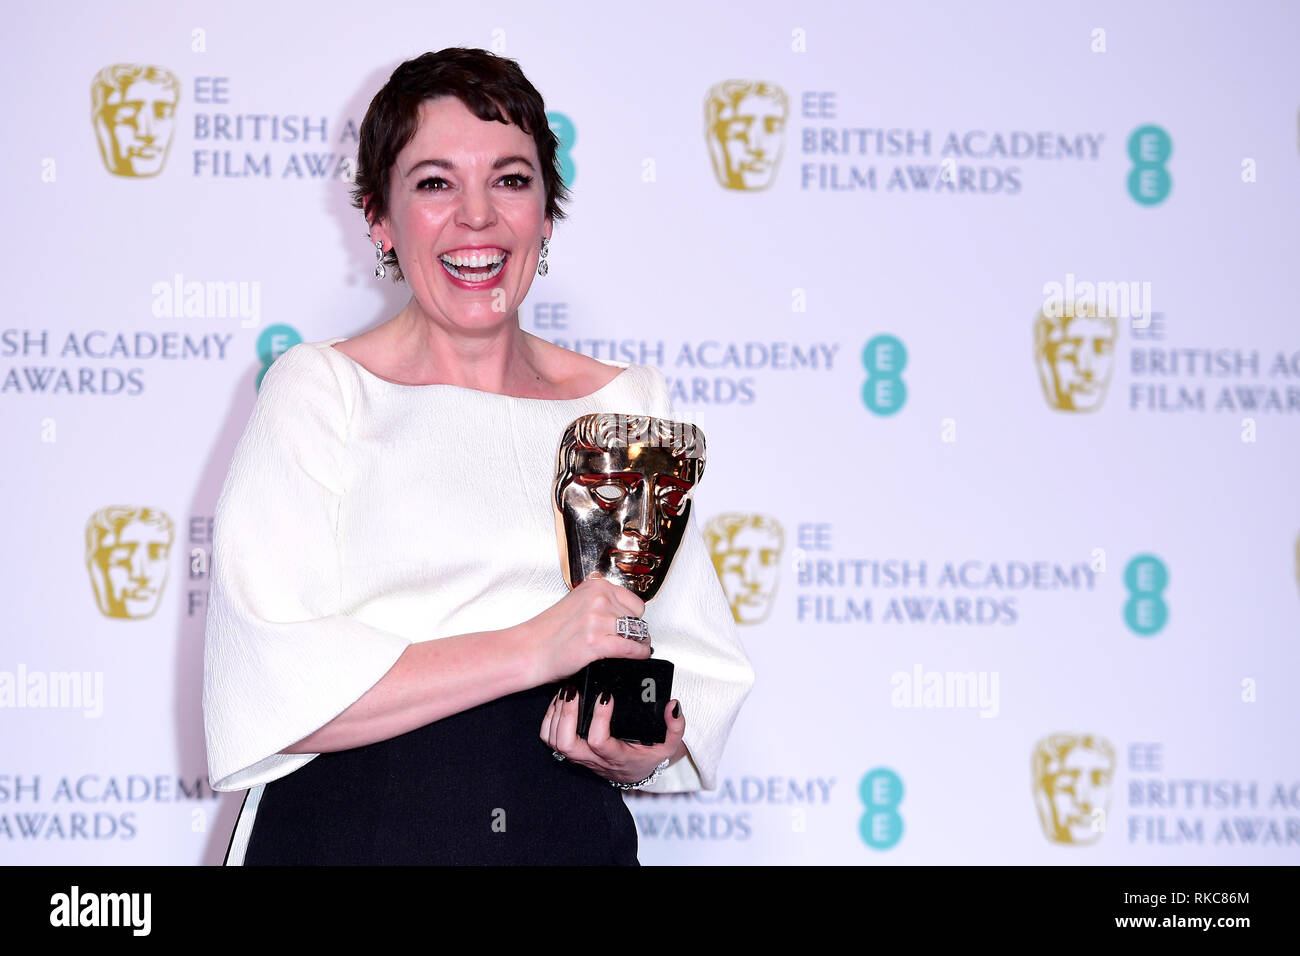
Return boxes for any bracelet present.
[610,757,671,790]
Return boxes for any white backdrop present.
[3,0,1298,865]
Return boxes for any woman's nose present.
[455,186,497,228]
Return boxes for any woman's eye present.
[416,175,532,191]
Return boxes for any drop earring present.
[537,237,549,276]
[373,240,387,279]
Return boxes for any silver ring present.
[616,616,651,644]
[552,750,566,762]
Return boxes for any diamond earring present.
[373,240,386,279]
[537,237,549,276]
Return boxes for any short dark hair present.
[349,47,571,282]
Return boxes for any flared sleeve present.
[635,367,756,792]
[202,343,412,792]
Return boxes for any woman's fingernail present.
[599,690,612,705]
[564,684,578,701]
[672,701,681,719]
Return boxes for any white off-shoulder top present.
[202,337,755,862]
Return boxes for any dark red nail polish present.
[599,690,612,705]
[672,701,681,719]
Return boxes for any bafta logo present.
[704,513,783,625]
[86,506,174,619]
[91,64,180,177]
[1032,733,1115,845]
[554,413,704,599]
[705,80,788,191]
[1033,303,1117,412]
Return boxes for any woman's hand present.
[520,572,652,686]
[540,689,686,785]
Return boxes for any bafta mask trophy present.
[553,412,706,745]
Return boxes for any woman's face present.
[370,95,551,333]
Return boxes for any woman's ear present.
[364,196,391,250]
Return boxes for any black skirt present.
[232,681,640,865]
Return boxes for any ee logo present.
[1127,125,1172,206]
[861,335,907,416]
[859,767,904,850]
[548,112,576,187]
[255,324,302,391]
[1124,553,1169,636]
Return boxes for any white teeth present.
[440,256,506,282]
[440,251,507,267]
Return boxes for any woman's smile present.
[437,246,509,287]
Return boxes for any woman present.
[202,47,754,865]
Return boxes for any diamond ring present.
[616,616,651,643]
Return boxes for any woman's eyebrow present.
[406,155,536,177]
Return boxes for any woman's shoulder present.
[263,338,342,383]
[589,361,671,417]
[528,337,623,394]
[528,335,667,404]
[254,338,354,427]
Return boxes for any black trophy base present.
[573,658,675,745]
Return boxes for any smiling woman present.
[363,96,549,332]
[201,47,755,866]
[334,65,591,392]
